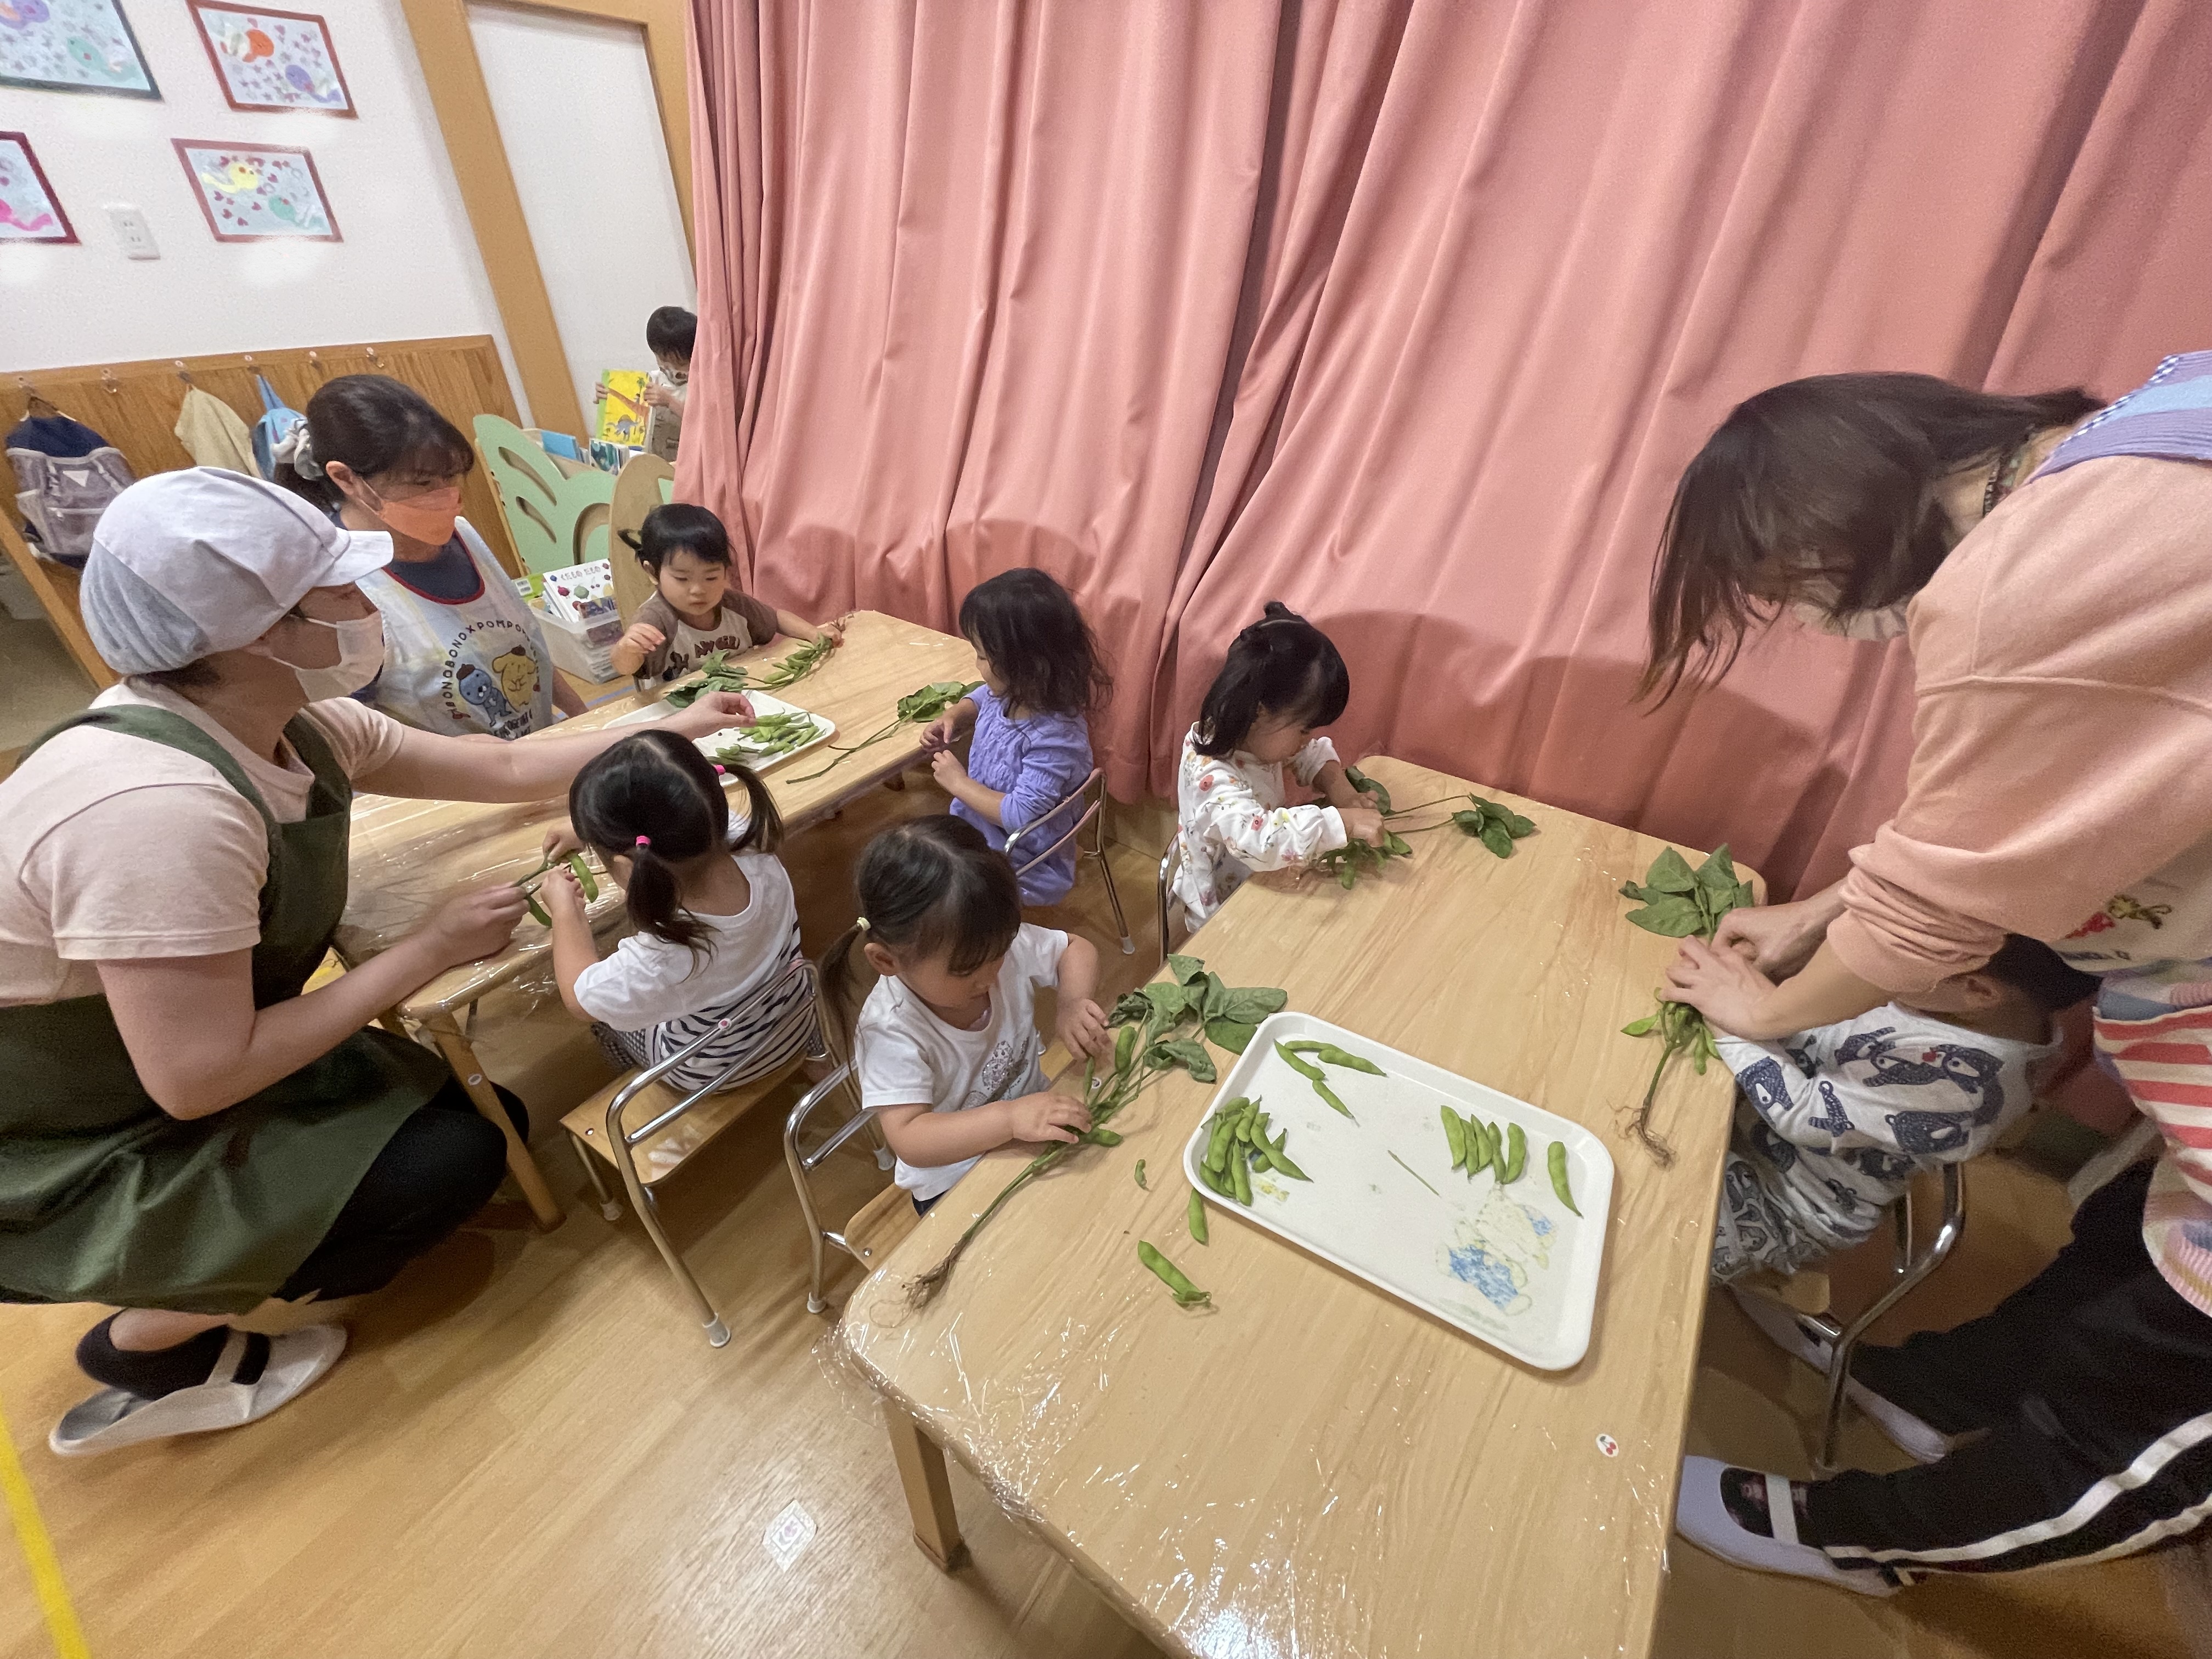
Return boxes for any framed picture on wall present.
[173,139,341,242]
[0,134,78,244]
[0,0,160,99]
[185,2,355,116]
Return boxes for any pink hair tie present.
[713,764,727,775]
[635,835,651,848]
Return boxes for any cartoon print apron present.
[362,519,557,739]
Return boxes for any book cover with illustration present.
[595,370,650,447]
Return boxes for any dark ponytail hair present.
[1641,373,2102,702]
[957,567,1111,717]
[822,816,1022,1057]
[623,501,732,575]
[567,729,781,962]
[272,373,475,514]
[1194,601,1350,758]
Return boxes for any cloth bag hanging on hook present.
[249,373,307,482]
[7,405,134,568]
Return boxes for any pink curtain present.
[680,0,2212,897]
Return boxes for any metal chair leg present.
[784,1098,834,1315]
[607,1113,729,1346]
[1814,1165,1967,1474]
[570,1131,623,1221]
[1090,812,1135,955]
[1156,845,1177,968]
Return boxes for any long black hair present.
[822,816,1023,1054]
[622,501,731,576]
[272,374,475,514]
[1194,601,1350,758]
[567,729,780,961]
[957,567,1111,717]
[1641,373,2101,702]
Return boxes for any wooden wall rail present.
[3,335,522,691]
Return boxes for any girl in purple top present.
[922,569,1111,905]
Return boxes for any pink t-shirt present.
[0,682,404,1006]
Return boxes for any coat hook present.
[365,344,382,366]
[307,348,321,370]
[175,359,194,386]
[242,352,256,368]
[101,369,120,395]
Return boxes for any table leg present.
[424,1015,565,1231]
[883,1403,966,1571]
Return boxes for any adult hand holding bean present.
[1711,880,1844,980]
[662,690,756,740]
[421,883,531,969]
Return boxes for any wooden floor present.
[0,769,2193,1658]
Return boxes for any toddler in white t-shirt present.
[826,816,1113,1209]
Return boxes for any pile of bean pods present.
[711,709,821,763]
[1273,1037,1381,1120]
[1439,1104,1582,1215]
[513,851,598,926]
[1194,1094,1310,1206]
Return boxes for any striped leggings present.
[1803,1160,2212,1574]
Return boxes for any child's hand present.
[929,747,968,786]
[540,864,586,917]
[1662,936,1781,1040]
[642,381,677,410]
[815,616,847,646]
[919,708,962,751]
[665,691,757,739]
[540,825,584,864]
[1056,997,1111,1062]
[618,621,666,658]
[1341,805,1385,845]
[1000,1090,1092,1146]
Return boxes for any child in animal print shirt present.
[1708,935,2090,1280]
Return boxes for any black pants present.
[265,1077,522,1303]
[1803,1161,2212,1573]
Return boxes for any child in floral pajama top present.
[1169,602,1383,927]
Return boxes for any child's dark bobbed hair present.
[957,567,1111,718]
[646,306,697,360]
[273,374,475,514]
[823,816,1023,1049]
[1194,601,1350,758]
[623,501,732,575]
[567,729,780,960]
[1980,935,2100,1013]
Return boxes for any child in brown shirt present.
[612,503,839,687]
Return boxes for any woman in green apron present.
[0,468,755,1455]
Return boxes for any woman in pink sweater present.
[1647,357,2212,1595]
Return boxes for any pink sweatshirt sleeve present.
[1827,457,2212,995]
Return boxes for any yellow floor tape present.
[0,1396,89,1659]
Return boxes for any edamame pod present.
[1275,1040,1324,1081]
[1115,1024,1137,1075]
[1313,1079,1353,1119]
[1231,1149,1252,1206]
[1188,1188,1209,1244]
[1488,1122,1508,1184]
[1133,1159,1147,1189]
[1465,1112,1491,1176]
[1266,1131,1310,1182]
[1137,1240,1209,1307]
[567,854,599,902]
[525,893,551,927]
[1548,1141,1581,1215]
[1314,1044,1385,1076]
[1503,1123,1527,1184]
[1441,1105,1468,1171]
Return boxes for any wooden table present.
[335,610,979,1227]
[839,757,1744,1659]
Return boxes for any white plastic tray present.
[1181,1011,1614,1370]
[608,690,836,773]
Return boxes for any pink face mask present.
[364,483,462,548]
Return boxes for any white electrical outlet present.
[105,204,159,260]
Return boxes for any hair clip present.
[713,764,727,775]
[855,916,871,932]
[635,835,652,848]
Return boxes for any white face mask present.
[267,612,385,699]
[1788,600,1911,643]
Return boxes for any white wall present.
[468,1,692,433]
[0,1,523,416]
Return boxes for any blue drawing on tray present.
[1440,1186,1556,1316]
[0,0,159,97]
